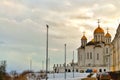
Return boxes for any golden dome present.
[105,32,111,38]
[91,39,94,42]
[94,26,104,34]
[81,35,87,40]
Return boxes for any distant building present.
[111,24,120,71]
[53,21,112,73]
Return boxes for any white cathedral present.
[53,21,112,73]
[78,21,112,72]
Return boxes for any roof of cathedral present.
[86,39,105,46]
[105,32,111,38]
[91,39,94,42]
[95,45,102,47]
[86,39,95,46]
[81,35,87,40]
[94,26,104,34]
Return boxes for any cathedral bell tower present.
[105,28,111,44]
[81,32,87,47]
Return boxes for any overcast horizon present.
[0,0,120,73]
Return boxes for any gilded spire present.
[81,31,87,40]
[107,27,109,33]
[97,19,100,27]
[105,28,111,38]
[83,31,85,36]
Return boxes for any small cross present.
[107,28,109,33]
[97,19,100,26]
[83,31,85,35]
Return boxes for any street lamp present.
[64,44,66,80]
[73,51,74,78]
[46,24,49,80]
[30,59,32,71]
[42,60,44,71]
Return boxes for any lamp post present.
[48,58,50,72]
[46,24,49,80]
[64,44,66,80]
[42,60,44,71]
[30,59,32,71]
[73,51,74,78]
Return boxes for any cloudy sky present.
[0,0,120,72]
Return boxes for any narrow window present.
[104,69,106,72]
[80,55,82,60]
[106,48,108,54]
[106,57,108,62]
[99,69,102,72]
[95,35,97,41]
[90,52,92,59]
[97,53,99,60]
[87,53,89,59]
[98,35,100,41]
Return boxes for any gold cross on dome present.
[83,31,85,35]
[97,19,100,26]
[107,27,109,33]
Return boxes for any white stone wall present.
[94,47,104,66]
[85,45,94,67]
[114,37,120,71]
[78,43,111,68]
[104,45,111,70]
[78,48,85,66]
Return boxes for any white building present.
[53,21,112,73]
[78,22,112,73]
[111,24,120,71]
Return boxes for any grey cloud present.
[70,15,92,19]
[92,4,117,17]
[81,24,95,31]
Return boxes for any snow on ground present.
[45,72,90,80]
[27,72,97,80]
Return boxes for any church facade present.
[53,21,112,73]
[78,22,112,73]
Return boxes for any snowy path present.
[27,72,97,80]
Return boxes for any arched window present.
[106,48,108,54]
[104,69,106,72]
[76,69,78,72]
[99,69,102,72]
[54,68,57,73]
[87,53,89,59]
[65,69,67,72]
[68,69,71,72]
[98,35,100,41]
[90,52,92,59]
[100,35,101,41]
[95,35,97,41]
[97,53,99,60]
